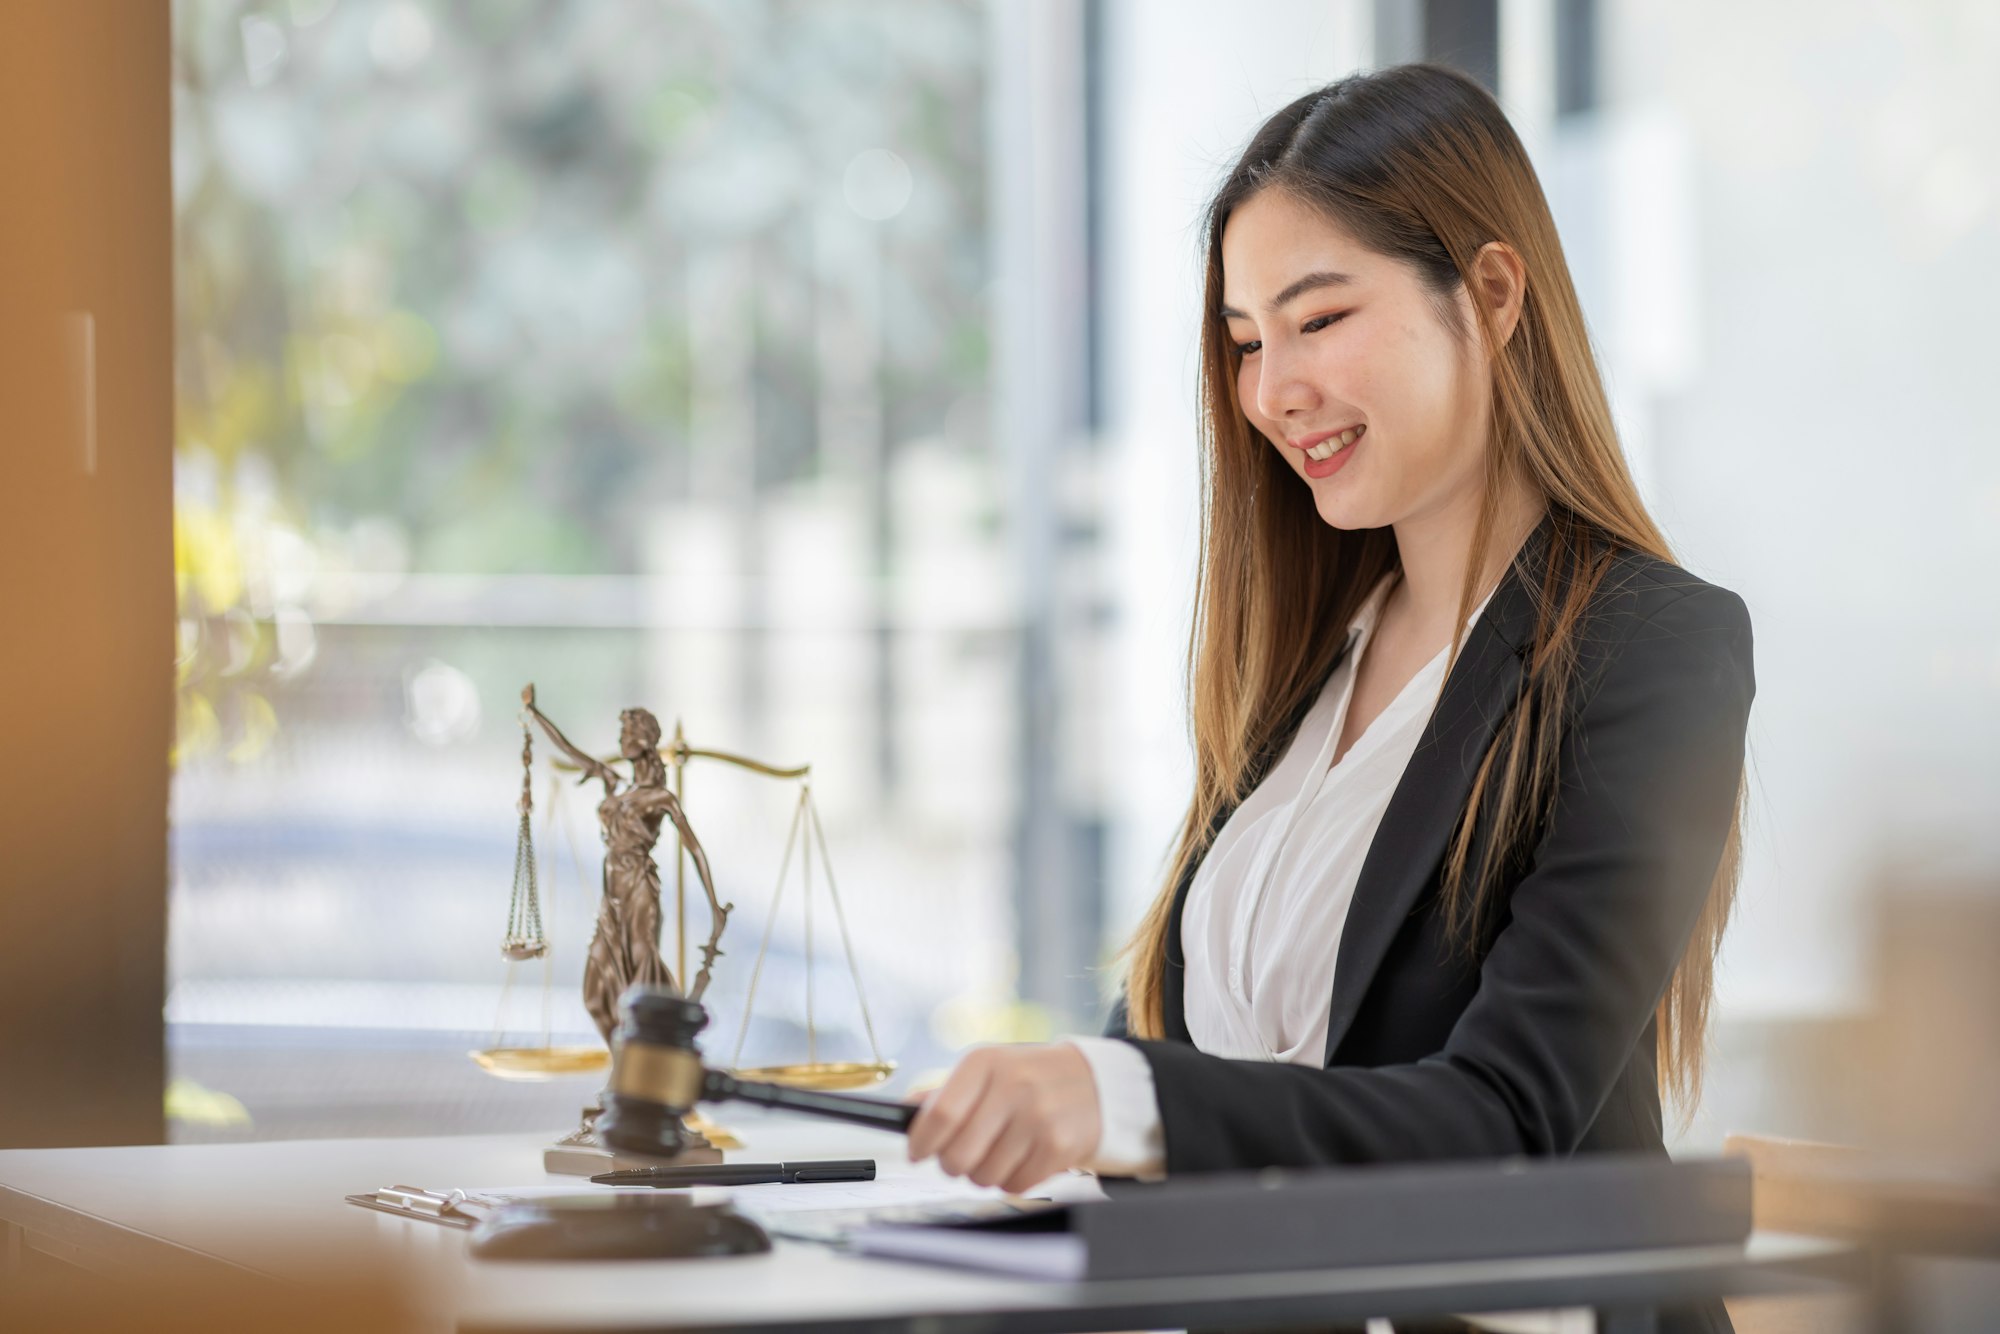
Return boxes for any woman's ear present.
[1470,241,1527,350]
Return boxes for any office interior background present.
[3,0,1996,1161]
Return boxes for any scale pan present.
[731,1060,896,1091]
[470,1045,610,1081]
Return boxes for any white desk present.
[0,1109,1860,1333]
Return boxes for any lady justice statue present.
[519,684,732,1048]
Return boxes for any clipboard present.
[345,1185,504,1228]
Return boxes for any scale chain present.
[728,785,809,1072]
[808,790,887,1068]
[504,717,550,958]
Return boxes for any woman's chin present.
[1311,492,1373,532]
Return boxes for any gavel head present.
[595,984,710,1159]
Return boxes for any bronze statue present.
[520,685,732,1047]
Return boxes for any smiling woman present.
[1219,186,1528,534]
[906,60,1753,1334]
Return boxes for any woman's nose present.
[1253,343,1318,422]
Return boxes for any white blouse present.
[1065,567,1501,1177]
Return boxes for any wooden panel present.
[1722,1132,1875,1237]
[0,3,174,1147]
[1720,1133,1871,1334]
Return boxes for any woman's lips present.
[1295,424,1363,478]
[1292,423,1364,458]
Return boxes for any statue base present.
[542,1103,725,1176]
[543,1137,724,1176]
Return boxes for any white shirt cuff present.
[1060,1035,1167,1180]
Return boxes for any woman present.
[906,59,1754,1264]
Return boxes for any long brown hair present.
[1114,64,1744,1119]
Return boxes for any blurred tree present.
[171,0,990,759]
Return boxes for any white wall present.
[1597,0,2000,1020]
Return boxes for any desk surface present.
[0,1110,1859,1333]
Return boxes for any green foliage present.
[175,0,989,570]
[170,0,990,759]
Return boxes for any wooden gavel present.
[595,984,918,1159]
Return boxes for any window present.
[169,0,1016,1140]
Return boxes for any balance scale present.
[477,705,893,1174]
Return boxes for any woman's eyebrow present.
[1219,269,1355,320]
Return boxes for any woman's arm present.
[1064,1035,1167,1178]
[1125,582,1755,1171]
[624,785,732,1002]
[521,685,621,794]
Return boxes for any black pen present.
[589,1159,877,1188]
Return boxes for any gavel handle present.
[701,1069,920,1134]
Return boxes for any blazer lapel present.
[1320,518,1551,1063]
[1157,511,1556,1053]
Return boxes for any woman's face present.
[1219,188,1492,533]
[618,711,647,760]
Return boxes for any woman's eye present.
[1233,312,1346,358]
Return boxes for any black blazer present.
[1103,511,1756,1175]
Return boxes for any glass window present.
[168,0,1011,1141]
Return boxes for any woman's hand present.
[904,1043,1102,1194]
